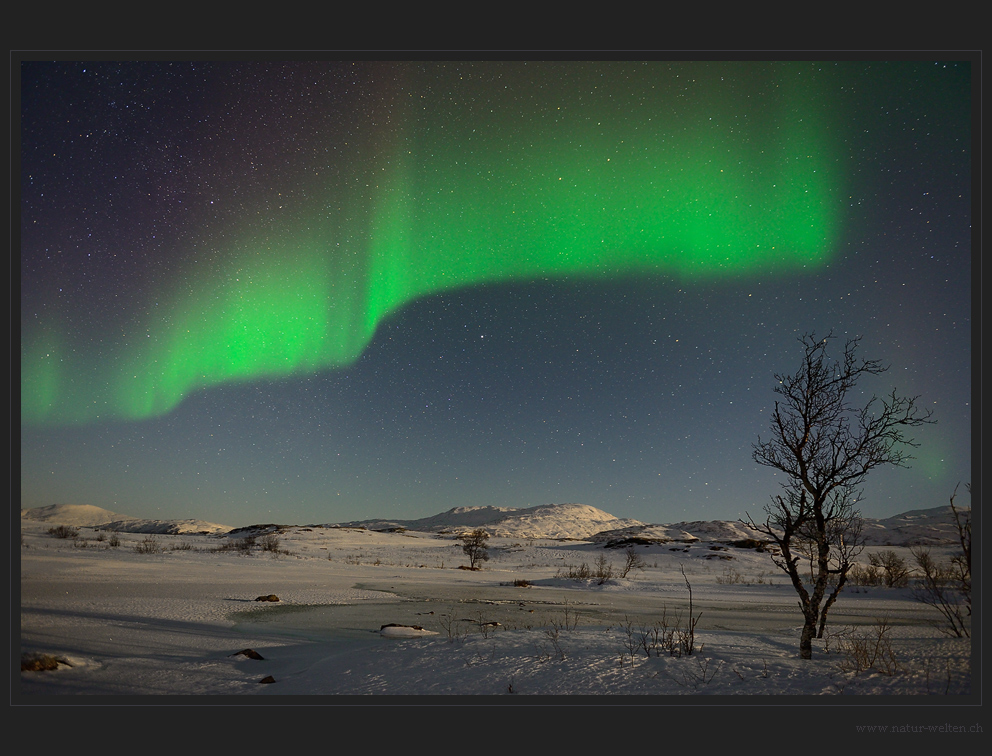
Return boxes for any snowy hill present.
[20,501,965,545]
[588,519,768,546]
[337,502,644,539]
[20,504,231,535]
[860,505,970,546]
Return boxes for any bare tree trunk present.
[817,573,848,638]
[799,618,817,660]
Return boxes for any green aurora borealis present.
[21,62,842,427]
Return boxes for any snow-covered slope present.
[860,505,970,546]
[338,503,644,539]
[589,519,768,545]
[20,504,231,535]
[21,501,965,545]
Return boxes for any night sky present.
[18,57,973,528]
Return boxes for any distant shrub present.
[48,525,79,539]
[869,550,911,587]
[729,538,771,551]
[619,546,646,578]
[716,566,746,584]
[460,529,490,570]
[236,535,257,555]
[849,562,882,586]
[556,556,615,584]
[556,562,591,580]
[134,536,160,554]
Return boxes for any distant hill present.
[20,501,965,545]
[339,501,965,546]
[20,504,231,534]
[337,502,644,540]
[861,505,970,546]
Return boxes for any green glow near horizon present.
[21,63,842,427]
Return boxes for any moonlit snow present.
[19,503,971,701]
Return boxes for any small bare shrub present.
[553,600,579,632]
[868,550,910,587]
[48,525,78,539]
[235,535,257,555]
[837,618,899,675]
[910,484,971,637]
[911,546,970,637]
[556,562,591,580]
[134,536,160,554]
[619,546,646,578]
[542,625,566,661]
[849,562,882,587]
[594,554,614,584]
[716,565,746,584]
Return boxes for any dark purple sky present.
[18,56,973,528]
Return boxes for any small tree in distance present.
[460,529,490,570]
[744,332,934,660]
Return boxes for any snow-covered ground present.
[18,502,974,708]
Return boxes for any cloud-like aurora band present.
[21,62,843,427]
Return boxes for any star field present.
[18,57,973,527]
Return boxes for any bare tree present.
[744,332,934,659]
[868,550,911,587]
[911,483,971,637]
[619,546,646,578]
[460,529,490,570]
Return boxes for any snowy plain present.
[17,500,977,718]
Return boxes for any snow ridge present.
[20,502,966,545]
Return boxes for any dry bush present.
[619,546,646,578]
[134,536,160,554]
[910,484,970,637]
[555,562,591,580]
[716,565,746,584]
[836,618,899,675]
[556,557,614,583]
[868,550,910,587]
[848,562,882,587]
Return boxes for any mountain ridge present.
[20,501,966,545]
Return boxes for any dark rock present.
[231,648,265,660]
[259,675,276,684]
[254,594,279,602]
[21,653,71,671]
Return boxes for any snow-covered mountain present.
[337,502,644,540]
[588,519,768,546]
[859,505,971,546]
[20,501,966,545]
[19,504,231,535]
